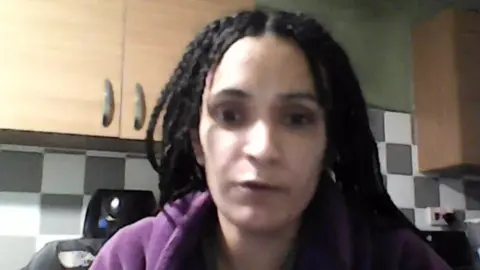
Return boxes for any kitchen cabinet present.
[120,0,254,140]
[0,0,124,137]
[0,0,254,140]
[412,9,480,174]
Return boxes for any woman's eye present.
[212,105,246,128]
[283,113,314,128]
[220,109,242,123]
[208,100,247,128]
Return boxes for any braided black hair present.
[145,9,419,234]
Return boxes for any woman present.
[91,9,451,270]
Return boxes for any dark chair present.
[21,189,157,270]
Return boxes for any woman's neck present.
[215,212,300,270]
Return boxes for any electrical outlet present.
[425,207,453,226]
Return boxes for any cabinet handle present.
[134,83,146,130]
[102,79,115,127]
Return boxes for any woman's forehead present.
[207,35,316,98]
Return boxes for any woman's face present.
[193,35,326,232]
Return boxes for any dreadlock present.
[145,9,419,235]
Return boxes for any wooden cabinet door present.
[0,0,124,137]
[413,9,480,173]
[120,0,254,140]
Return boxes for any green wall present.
[257,0,480,112]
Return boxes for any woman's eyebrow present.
[277,92,317,103]
[210,88,250,100]
[210,88,317,104]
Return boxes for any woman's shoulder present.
[88,215,170,269]
[89,191,212,270]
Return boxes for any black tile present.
[368,109,385,142]
[386,143,412,175]
[453,210,465,222]
[0,151,43,192]
[414,176,440,208]
[44,148,86,155]
[399,208,415,224]
[84,156,125,194]
[40,193,83,208]
[464,181,480,210]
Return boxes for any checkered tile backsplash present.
[1,108,480,269]
[0,147,159,269]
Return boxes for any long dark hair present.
[145,9,418,234]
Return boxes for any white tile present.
[410,145,423,176]
[376,142,387,174]
[386,174,415,208]
[41,153,86,194]
[414,208,430,229]
[86,150,127,158]
[384,112,412,144]
[0,144,44,153]
[0,236,36,270]
[35,234,81,251]
[80,195,91,234]
[0,192,40,236]
[439,178,466,209]
[466,210,480,220]
[124,158,159,202]
[414,209,443,231]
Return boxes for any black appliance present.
[83,189,157,239]
[420,230,474,269]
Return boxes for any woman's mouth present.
[237,181,282,192]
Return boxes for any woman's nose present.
[242,121,280,164]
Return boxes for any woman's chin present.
[222,205,295,233]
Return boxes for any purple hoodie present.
[91,180,452,270]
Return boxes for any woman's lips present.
[236,181,282,192]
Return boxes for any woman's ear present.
[190,129,205,166]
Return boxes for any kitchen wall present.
[257,0,480,112]
[1,108,480,269]
[0,147,159,269]
[368,108,480,227]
